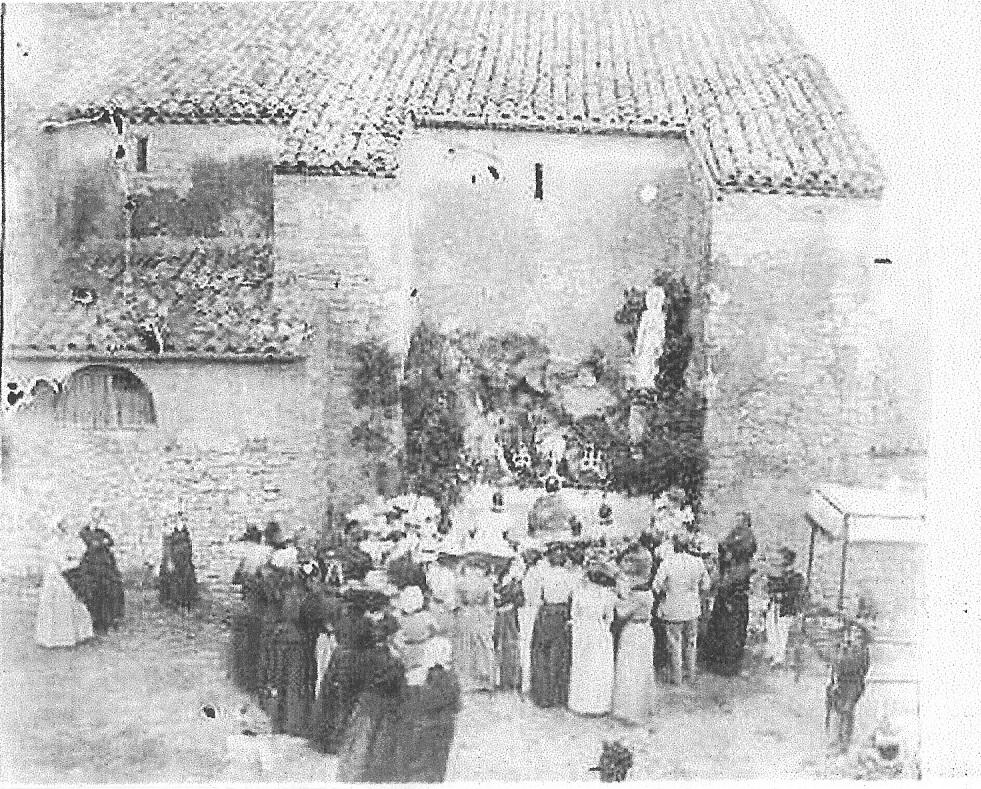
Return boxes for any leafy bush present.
[401,323,467,507]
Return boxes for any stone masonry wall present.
[1,359,318,609]
[701,193,927,553]
[273,175,406,517]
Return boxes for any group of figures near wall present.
[34,504,200,648]
[34,506,126,647]
[222,478,849,782]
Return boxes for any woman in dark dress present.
[261,564,330,736]
[308,587,394,754]
[529,544,576,708]
[705,512,758,676]
[229,526,273,693]
[394,637,462,783]
[160,518,199,613]
[493,561,525,692]
[335,640,406,784]
[66,516,125,634]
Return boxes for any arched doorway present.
[54,365,157,430]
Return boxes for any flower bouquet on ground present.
[590,740,634,782]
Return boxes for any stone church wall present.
[701,193,927,552]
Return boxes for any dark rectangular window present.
[135,137,148,172]
[534,163,543,200]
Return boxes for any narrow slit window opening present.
[534,162,543,200]
[135,136,149,173]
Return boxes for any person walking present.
[568,561,617,716]
[652,534,711,685]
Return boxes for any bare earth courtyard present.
[0,579,849,783]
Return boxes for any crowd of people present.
[30,481,833,780]
[221,479,815,780]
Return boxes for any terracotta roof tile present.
[11,240,312,358]
[45,0,883,197]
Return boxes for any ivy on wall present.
[349,338,404,497]
[129,156,274,239]
[401,323,467,508]
[351,276,707,507]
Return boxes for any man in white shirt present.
[652,534,711,685]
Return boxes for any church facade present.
[1,2,924,586]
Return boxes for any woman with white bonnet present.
[35,514,94,648]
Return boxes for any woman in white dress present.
[35,516,94,649]
[568,562,617,716]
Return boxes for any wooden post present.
[805,515,818,590]
[838,513,850,611]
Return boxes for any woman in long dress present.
[518,548,544,695]
[393,637,462,783]
[67,515,125,634]
[493,561,525,692]
[453,557,496,693]
[529,544,576,708]
[705,512,758,677]
[308,587,393,754]
[35,517,94,648]
[229,526,274,692]
[335,639,406,783]
[611,584,656,725]
[568,563,617,716]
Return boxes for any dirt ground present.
[0,579,855,783]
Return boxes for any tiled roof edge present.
[7,348,306,365]
[40,109,883,198]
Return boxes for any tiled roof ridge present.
[45,0,884,198]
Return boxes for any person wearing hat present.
[308,583,397,755]
[611,552,656,724]
[426,549,460,639]
[392,586,436,678]
[35,514,94,649]
[334,625,407,783]
[568,560,618,716]
[161,511,199,614]
[652,533,711,685]
[529,541,577,708]
[453,554,496,693]
[229,526,275,693]
[517,543,545,696]
[705,511,758,677]
[493,556,526,692]
[393,636,462,782]
[764,546,806,667]
[66,506,125,635]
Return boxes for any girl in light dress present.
[568,561,618,715]
[453,557,496,693]
[611,582,656,725]
[35,515,94,649]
